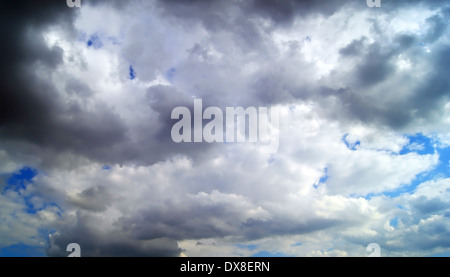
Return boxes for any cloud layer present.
[0,0,449,257]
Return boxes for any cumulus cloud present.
[0,0,449,257]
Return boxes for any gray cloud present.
[47,211,181,257]
[0,1,131,166]
[410,196,448,214]
[116,196,340,241]
[1,0,450,257]
[68,186,112,212]
[3,0,449,167]
[326,10,450,130]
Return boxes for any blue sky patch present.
[375,133,450,198]
[382,172,430,198]
[235,243,258,251]
[129,65,136,80]
[399,133,434,155]
[389,217,399,229]
[87,34,103,49]
[4,167,39,214]
[4,167,37,192]
[429,250,450,257]
[382,141,450,198]
[0,167,62,256]
[434,146,450,179]
[342,134,360,151]
[314,167,328,189]
[166,67,176,83]
[0,243,46,257]
[251,251,292,257]
[3,167,62,215]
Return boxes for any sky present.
[0,0,449,257]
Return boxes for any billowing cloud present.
[0,0,449,257]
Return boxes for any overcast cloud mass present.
[1,0,449,257]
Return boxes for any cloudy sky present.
[1,0,449,257]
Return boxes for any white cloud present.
[1,0,449,257]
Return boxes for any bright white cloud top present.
[0,0,449,257]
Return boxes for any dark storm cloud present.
[0,6,189,256]
[247,0,354,25]
[47,212,181,257]
[0,1,130,165]
[340,37,368,56]
[3,0,448,168]
[155,0,353,57]
[410,45,450,120]
[325,7,450,129]
[3,0,450,257]
[424,15,447,43]
[157,0,265,53]
[65,77,95,97]
[395,34,416,49]
[250,72,307,105]
[355,44,396,87]
[116,200,340,241]
[155,0,450,132]
[0,1,71,132]
[0,1,218,168]
[123,85,218,163]
[159,0,449,30]
[410,196,448,214]
[68,186,112,212]
[359,43,449,129]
